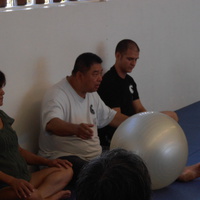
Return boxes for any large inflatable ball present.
[110,111,188,190]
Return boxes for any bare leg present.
[26,189,71,200]
[0,187,71,200]
[0,187,19,200]
[44,190,71,200]
[161,111,179,122]
[30,167,73,199]
[177,163,200,182]
[0,167,73,200]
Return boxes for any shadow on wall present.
[96,41,106,60]
[14,58,51,154]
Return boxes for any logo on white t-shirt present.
[90,105,95,114]
[129,85,134,94]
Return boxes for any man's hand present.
[75,123,94,140]
[46,159,73,169]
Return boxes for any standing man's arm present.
[109,112,128,128]
[132,100,179,122]
[109,98,146,128]
[132,99,147,113]
[110,99,146,128]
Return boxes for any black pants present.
[59,155,88,187]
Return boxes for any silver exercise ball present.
[110,111,188,190]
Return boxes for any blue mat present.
[152,101,200,200]
[68,101,200,200]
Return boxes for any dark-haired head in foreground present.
[76,148,151,200]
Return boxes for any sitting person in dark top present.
[98,39,178,149]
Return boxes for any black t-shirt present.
[97,66,139,147]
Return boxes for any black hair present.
[0,71,6,88]
[76,148,151,200]
[115,39,140,54]
[72,52,102,75]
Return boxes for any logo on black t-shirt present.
[90,105,95,114]
[129,85,134,94]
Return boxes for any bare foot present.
[177,163,200,182]
[45,190,71,200]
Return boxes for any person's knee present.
[64,167,74,181]
[56,167,74,186]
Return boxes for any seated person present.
[0,71,73,200]
[38,53,128,186]
[76,148,152,200]
[98,39,178,148]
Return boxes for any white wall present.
[1,0,200,152]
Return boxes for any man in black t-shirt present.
[98,39,178,149]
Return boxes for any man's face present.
[116,48,139,74]
[81,63,103,93]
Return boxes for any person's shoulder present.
[126,73,133,79]
[0,110,9,117]
[53,78,67,89]
[0,110,14,125]
[126,74,136,83]
[102,66,119,82]
[102,67,113,78]
[44,78,68,100]
[47,78,67,92]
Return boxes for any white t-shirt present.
[38,78,116,161]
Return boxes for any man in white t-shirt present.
[38,52,128,184]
